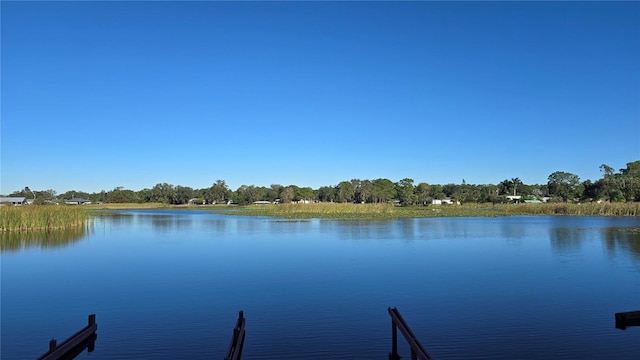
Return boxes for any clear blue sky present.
[2,1,639,194]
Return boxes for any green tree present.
[296,187,315,202]
[359,180,374,203]
[106,187,139,203]
[428,184,445,200]
[234,185,264,205]
[511,178,522,196]
[337,181,355,203]
[209,180,231,204]
[280,186,295,203]
[371,178,395,203]
[317,186,337,202]
[59,190,92,200]
[547,171,582,202]
[415,182,431,205]
[395,178,416,205]
[498,179,512,196]
[599,164,615,201]
[173,186,194,204]
[267,184,283,202]
[149,183,175,203]
[619,160,640,201]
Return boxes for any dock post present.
[49,339,57,353]
[389,313,401,360]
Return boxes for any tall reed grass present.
[0,205,88,231]
[230,202,640,219]
[238,203,396,219]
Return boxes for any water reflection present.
[549,227,585,254]
[603,227,640,260]
[0,226,88,252]
[94,211,135,226]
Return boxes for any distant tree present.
[428,184,445,200]
[59,190,92,200]
[396,178,416,205]
[46,189,57,200]
[442,183,458,197]
[137,188,151,203]
[547,171,582,202]
[511,178,522,196]
[619,160,640,201]
[296,187,315,202]
[209,180,231,204]
[498,179,512,196]
[267,184,283,202]
[358,180,374,203]
[234,185,264,205]
[280,186,295,203]
[149,183,175,203]
[173,186,194,204]
[600,164,615,201]
[371,178,395,203]
[582,180,602,201]
[317,186,337,202]
[415,182,431,205]
[336,181,355,203]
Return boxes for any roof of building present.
[66,198,91,203]
[0,197,26,203]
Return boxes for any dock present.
[224,310,246,360]
[615,310,640,330]
[36,314,97,360]
[388,307,434,360]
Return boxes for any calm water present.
[2,211,639,359]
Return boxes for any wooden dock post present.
[388,307,434,360]
[390,319,401,360]
[224,310,246,360]
[615,310,640,330]
[37,314,98,360]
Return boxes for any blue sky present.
[2,1,639,194]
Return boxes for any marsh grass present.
[229,202,640,219]
[232,203,396,219]
[0,205,87,231]
[85,202,169,210]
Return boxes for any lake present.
[2,210,639,359]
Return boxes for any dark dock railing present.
[224,310,246,360]
[615,310,640,330]
[388,307,434,360]
[36,314,97,360]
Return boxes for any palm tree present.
[511,178,522,196]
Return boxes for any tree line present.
[6,161,639,206]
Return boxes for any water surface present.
[2,211,639,359]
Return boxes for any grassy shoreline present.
[2,202,638,231]
[227,202,640,219]
[0,205,88,231]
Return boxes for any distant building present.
[0,197,27,205]
[65,198,91,205]
[432,197,458,205]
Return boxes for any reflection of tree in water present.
[549,227,585,254]
[1,226,88,252]
[603,227,640,260]
[93,212,135,226]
